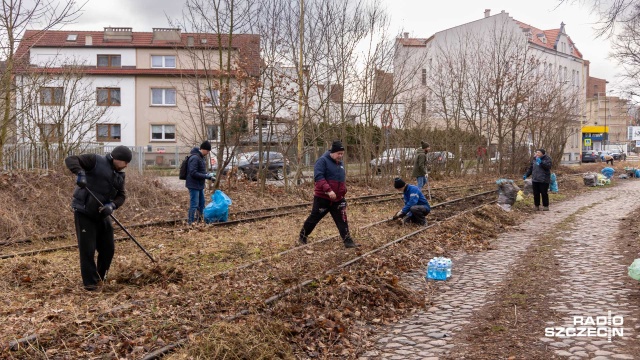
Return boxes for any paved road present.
[361,179,640,359]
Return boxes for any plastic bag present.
[549,173,558,193]
[629,259,640,281]
[204,190,233,223]
[601,167,615,179]
[523,178,533,196]
[516,190,524,202]
[496,179,520,211]
[583,173,597,187]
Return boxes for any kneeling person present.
[393,177,430,225]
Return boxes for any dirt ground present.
[0,162,637,359]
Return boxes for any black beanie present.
[421,141,430,149]
[110,146,132,163]
[394,177,406,189]
[200,141,212,151]
[538,148,546,155]
[330,140,345,153]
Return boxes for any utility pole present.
[297,0,305,168]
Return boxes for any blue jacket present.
[185,147,209,190]
[402,184,430,214]
[313,151,347,201]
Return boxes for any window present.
[421,69,427,85]
[40,87,64,105]
[96,88,121,106]
[38,123,62,142]
[97,54,121,67]
[97,124,121,141]
[151,88,177,106]
[151,55,176,68]
[151,124,176,141]
[206,125,219,141]
[202,88,219,106]
[421,96,427,115]
[67,34,77,41]
[571,70,575,86]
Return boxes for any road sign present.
[584,138,592,146]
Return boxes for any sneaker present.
[543,206,549,211]
[344,238,359,248]
[298,237,307,245]
[535,206,540,211]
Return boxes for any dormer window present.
[537,33,546,44]
[66,34,78,42]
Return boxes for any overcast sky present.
[61,0,618,92]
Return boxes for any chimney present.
[85,35,93,46]
[103,27,133,42]
[484,9,491,18]
[403,32,409,39]
[152,28,181,42]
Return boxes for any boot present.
[543,206,549,211]
[535,206,540,211]
[344,238,359,248]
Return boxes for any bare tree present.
[0,0,83,166]
[15,63,112,167]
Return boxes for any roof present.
[15,29,261,76]
[514,20,582,58]
[396,36,433,47]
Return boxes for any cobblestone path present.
[361,180,640,360]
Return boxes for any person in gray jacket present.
[523,148,553,211]
[412,141,430,189]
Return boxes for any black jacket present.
[525,154,552,184]
[65,153,126,219]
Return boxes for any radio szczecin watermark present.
[545,311,624,342]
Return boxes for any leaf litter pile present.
[0,166,595,359]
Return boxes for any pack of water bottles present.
[426,257,452,281]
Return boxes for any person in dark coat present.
[299,140,358,248]
[186,141,214,224]
[524,148,553,211]
[65,145,133,291]
[392,177,431,225]
[412,141,430,189]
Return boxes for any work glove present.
[76,171,87,188]
[523,175,527,180]
[535,158,541,165]
[393,210,405,220]
[99,202,115,216]
[206,172,215,180]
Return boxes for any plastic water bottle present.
[445,258,452,279]
[427,259,437,280]
[436,259,447,280]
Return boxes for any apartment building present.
[394,9,587,161]
[14,27,260,156]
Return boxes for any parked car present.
[610,150,627,161]
[581,151,598,163]
[237,151,291,180]
[211,151,251,178]
[426,151,455,165]
[370,147,416,174]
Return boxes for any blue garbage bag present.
[204,190,232,223]
[635,169,640,178]
[549,173,558,193]
[601,167,615,179]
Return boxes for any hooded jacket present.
[185,147,209,190]
[313,151,347,201]
[412,148,427,178]
[524,154,552,183]
[401,184,431,214]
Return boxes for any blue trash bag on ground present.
[204,190,232,223]
[635,169,640,178]
[601,167,615,179]
[549,173,558,193]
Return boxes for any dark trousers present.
[532,181,550,207]
[74,211,115,289]
[300,197,352,243]
[407,205,430,224]
[606,159,614,165]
